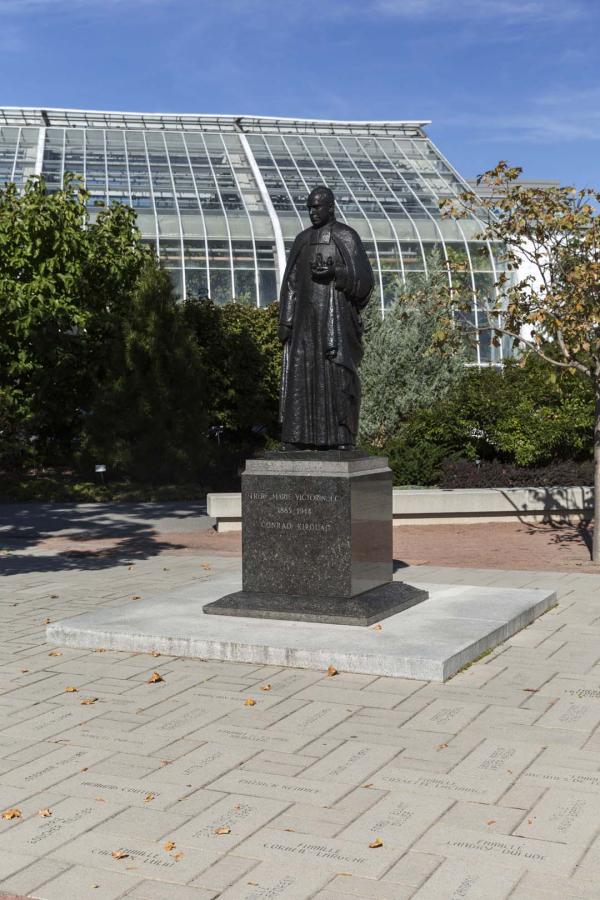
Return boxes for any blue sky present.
[2,0,599,186]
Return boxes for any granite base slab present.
[203,581,427,626]
[46,568,557,681]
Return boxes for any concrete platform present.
[46,567,556,681]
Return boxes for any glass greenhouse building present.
[0,107,505,364]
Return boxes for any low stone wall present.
[207,485,593,531]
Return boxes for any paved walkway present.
[1,522,600,897]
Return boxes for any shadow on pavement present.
[0,501,208,575]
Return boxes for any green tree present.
[0,176,149,466]
[359,262,468,447]
[81,263,212,482]
[443,162,600,560]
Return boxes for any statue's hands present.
[311,253,336,283]
[278,323,292,343]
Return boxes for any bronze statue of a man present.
[278,186,374,449]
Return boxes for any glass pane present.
[209,269,232,305]
[259,269,278,306]
[234,269,257,304]
[186,268,209,300]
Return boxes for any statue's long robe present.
[279,221,374,447]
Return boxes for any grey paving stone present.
[216,860,334,899]
[367,764,512,803]
[0,857,69,898]
[301,741,399,786]
[208,770,352,807]
[314,876,413,899]
[47,830,221,884]
[412,823,583,875]
[28,864,142,900]
[147,742,256,787]
[51,772,195,810]
[410,857,521,899]
[338,792,452,850]
[0,796,122,856]
[513,787,600,844]
[96,805,193,841]
[234,828,405,878]
[0,745,112,792]
[167,794,288,851]
[189,854,257,892]
[125,882,219,899]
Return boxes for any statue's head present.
[307,186,335,228]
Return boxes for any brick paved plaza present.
[1,506,600,898]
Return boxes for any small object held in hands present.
[148,672,164,684]
[244,698,256,706]
[369,837,384,848]
[112,850,128,859]
[214,826,231,835]
[327,665,338,677]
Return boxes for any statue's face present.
[308,194,334,228]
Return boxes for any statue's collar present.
[309,223,334,244]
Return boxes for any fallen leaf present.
[144,793,155,802]
[214,826,231,835]
[173,852,184,861]
[283,827,295,832]
[486,819,496,825]
[128,565,135,570]
[369,837,384,848]
[20,668,29,673]
[247,883,259,887]
[244,698,256,706]
[81,697,98,705]
[49,650,62,657]
[111,850,128,859]
[42,618,51,625]
[362,783,374,789]
[151,651,161,657]
[201,563,211,570]
[260,684,272,692]
[95,797,106,802]
[94,648,106,653]
[1,808,21,820]
[327,665,338,677]
[38,808,52,817]
[163,567,169,571]
[160,760,171,767]
[65,686,78,693]
[372,623,383,631]
[528,818,534,825]
[148,672,164,684]
[163,840,176,851]
[437,743,449,750]
[523,688,538,693]
[131,595,141,600]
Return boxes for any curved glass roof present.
[0,108,504,363]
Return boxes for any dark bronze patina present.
[278,186,374,449]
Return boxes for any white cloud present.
[444,87,600,143]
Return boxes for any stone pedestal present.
[204,451,427,626]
